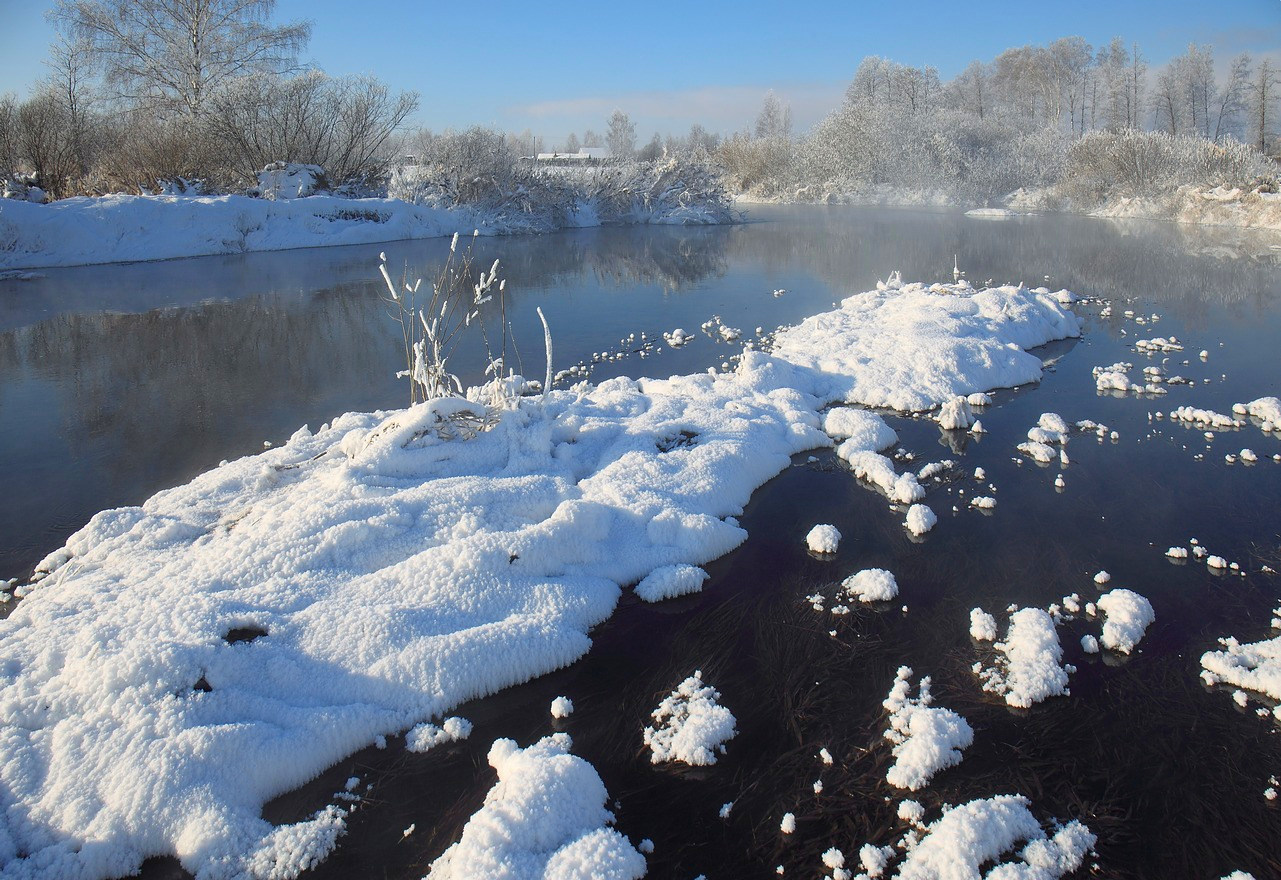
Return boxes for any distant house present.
[534,147,613,164]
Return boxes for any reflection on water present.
[3,206,1281,880]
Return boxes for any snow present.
[969,496,997,510]
[406,716,473,753]
[897,800,926,826]
[807,524,842,554]
[882,667,973,791]
[0,279,1083,878]
[823,407,899,450]
[840,450,925,503]
[974,608,1072,708]
[905,504,937,536]
[427,734,646,880]
[642,672,737,766]
[1201,635,1281,702]
[842,569,900,603]
[551,697,575,719]
[890,795,1094,880]
[1095,589,1155,654]
[1093,570,1111,585]
[936,396,975,430]
[633,564,708,602]
[970,609,998,642]
[780,813,796,834]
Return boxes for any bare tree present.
[0,94,20,177]
[606,109,635,158]
[15,90,82,196]
[1152,65,1182,135]
[1211,54,1252,143]
[755,90,792,139]
[564,132,579,153]
[52,0,311,116]
[1250,59,1278,154]
[582,129,602,148]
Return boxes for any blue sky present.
[2,0,1278,145]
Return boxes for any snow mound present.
[770,281,1081,412]
[905,504,937,536]
[936,396,975,430]
[974,608,1072,708]
[642,672,737,766]
[633,564,708,602]
[807,524,842,554]
[1234,397,1281,429]
[891,795,1094,880]
[1096,589,1155,654]
[840,450,925,503]
[256,162,326,200]
[970,608,998,642]
[842,569,899,603]
[1201,634,1281,702]
[551,697,575,719]
[427,734,646,880]
[882,667,973,791]
[823,407,898,450]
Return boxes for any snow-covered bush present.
[255,162,326,199]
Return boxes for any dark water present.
[3,206,1281,879]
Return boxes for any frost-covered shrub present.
[1060,130,1277,203]
[716,133,794,196]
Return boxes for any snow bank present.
[842,569,899,603]
[974,608,1072,708]
[1095,589,1155,654]
[642,672,737,766]
[770,280,1081,412]
[0,279,1080,878]
[882,667,973,791]
[427,734,646,879]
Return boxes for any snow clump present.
[936,396,975,430]
[974,608,1073,708]
[642,672,737,765]
[823,407,898,449]
[406,716,473,753]
[881,667,974,791]
[1095,589,1155,654]
[551,697,575,719]
[806,524,841,554]
[633,564,708,602]
[1201,634,1281,703]
[970,608,998,642]
[905,503,937,536]
[427,734,646,879]
[842,569,899,603]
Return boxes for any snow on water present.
[633,564,708,602]
[1201,635,1281,704]
[970,609,998,642]
[0,280,1081,878]
[642,672,737,766]
[770,280,1082,412]
[427,734,646,880]
[888,795,1094,880]
[842,569,900,604]
[936,396,975,430]
[405,717,473,753]
[822,407,898,450]
[551,697,575,719]
[1095,589,1155,654]
[881,667,973,791]
[974,608,1073,708]
[806,524,842,554]
[904,504,937,536]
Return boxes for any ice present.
[807,524,842,554]
[642,671,737,766]
[1095,589,1155,654]
[882,667,973,791]
[0,278,1083,878]
[905,504,937,536]
[427,734,646,879]
[842,569,900,603]
[974,609,1071,708]
[551,697,575,719]
[633,564,708,602]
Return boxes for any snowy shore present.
[0,187,733,271]
[0,278,1080,878]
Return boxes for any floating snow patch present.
[1094,570,1112,585]
[406,717,473,753]
[842,569,899,603]
[806,524,842,554]
[1166,547,1189,559]
[970,609,998,642]
[1017,441,1057,463]
[643,672,737,765]
[888,795,1095,880]
[967,392,992,406]
[840,450,925,503]
[1081,635,1100,654]
[0,278,1081,878]
[1234,397,1281,430]
[969,496,997,510]
[823,407,898,449]
[633,564,708,602]
[974,608,1072,708]
[936,396,975,430]
[905,504,937,536]
[427,734,646,880]
[1096,589,1155,654]
[770,281,1081,412]
[1170,406,1244,429]
[551,697,575,719]
[882,667,973,791]
[780,813,796,834]
[1201,635,1281,702]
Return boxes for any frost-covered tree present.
[1250,60,1278,154]
[755,90,792,139]
[51,0,311,116]
[687,122,719,154]
[637,132,663,162]
[582,129,602,148]
[1211,54,1252,143]
[564,132,579,153]
[606,110,635,158]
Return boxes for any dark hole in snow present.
[192,676,212,693]
[656,430,698,453]
[224,626,268,644]
[508,553,519,564]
